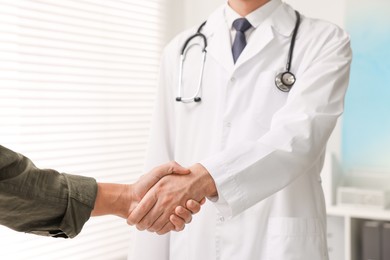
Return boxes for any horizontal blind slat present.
[0,45,162,64]
[0,14,164,44]
[1,1,166,30]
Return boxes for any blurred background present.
[0,0,389,259]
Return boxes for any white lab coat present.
[129,1,352,260]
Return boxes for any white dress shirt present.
[225,0,281,45]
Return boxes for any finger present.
[174,206,192,223]
[136,208,164,231]
[185,200,201,214]
[156,221,176,235]
[127,191,157,226]
[147,211,173,232]
[200,197,206,205]
[170,214,186,231]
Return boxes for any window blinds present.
[0,0,168,259]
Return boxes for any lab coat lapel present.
[234,24,274,68]
[204,7,235,73]
[234,4,297,69]
[202,4,297,72]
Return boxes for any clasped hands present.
[127,162,217,235]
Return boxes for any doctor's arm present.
[199,28,353,218]
[127,27,352,228]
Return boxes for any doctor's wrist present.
[190,163,218,198]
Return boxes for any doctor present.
[129,0,352,259]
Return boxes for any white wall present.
[182,0,225,28]
[284,0,346,27]
[171,0,347,34]
[165,0,224,41]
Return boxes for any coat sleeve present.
[200,25,352,218]
[0,145,97,238]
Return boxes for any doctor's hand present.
[127,163,217,235]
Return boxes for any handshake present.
[91,162,218,235]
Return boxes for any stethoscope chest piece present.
[275,71,296,92]
[274,10,301,93]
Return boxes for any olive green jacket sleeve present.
[0,145,97,238]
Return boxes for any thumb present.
[152,161,189,179]
[139,161,190,190]
[169,161,191,175]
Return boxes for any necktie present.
[232,18,252,63]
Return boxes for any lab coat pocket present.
[266,217,327,260]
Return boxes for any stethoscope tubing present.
[176,50,206,103]
[176,10,301,102]
[285,11,301,72]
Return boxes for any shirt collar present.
[225,0,282,29]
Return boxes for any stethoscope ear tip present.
[176,97,182,102]
[194,97,201,102]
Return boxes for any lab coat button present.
[230,77,235,83]
[219,216,225,222]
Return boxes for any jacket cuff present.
[200,157,246,219]
[59,174,97,238]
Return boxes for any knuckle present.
[175,208,183,216]
[164,195,173,203]
[139,203,149,213]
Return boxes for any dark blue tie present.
[232,18,252,63]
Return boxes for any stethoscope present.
[176,11,301,103]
